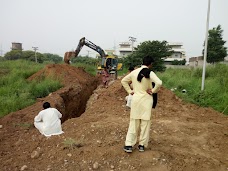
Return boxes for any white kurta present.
[121,66,162,120]
[34,108,64,137]
[125,94,133,108]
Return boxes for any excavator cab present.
[102,56,116,69]
[100,55,122,79]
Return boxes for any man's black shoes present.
[123,146,133,153]
[124,145,145,153]
[138,145,145,152]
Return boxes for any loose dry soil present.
[0,64,228,171]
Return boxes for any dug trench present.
[0,64,100,128]
[29,64,101,122]
[0,64,228,171]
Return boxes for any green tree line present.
[2,50,63,63]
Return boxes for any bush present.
[171,59,186,65]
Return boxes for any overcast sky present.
[0,0,227,59]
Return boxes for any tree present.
[71,56,98,66]
[43,53,63,63]
[124,40,173,72]
[3,50,62,63]
[20,50,44,63]
[203,25,227,64]
[0,56,5,61]
[21,50,36,61]
[4,50,22,60]
[171,59,186,65]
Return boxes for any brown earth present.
[0,64,228,171]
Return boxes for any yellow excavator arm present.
[64,37,123,79]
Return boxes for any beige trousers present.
[125,118,151,147]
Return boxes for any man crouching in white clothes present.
[34,102,64,137]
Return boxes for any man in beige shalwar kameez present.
[121,56,162,153]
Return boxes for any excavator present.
[64,37,122,79]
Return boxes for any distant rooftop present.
[168,42,183,46]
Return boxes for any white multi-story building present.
[118,42,134,58]
[164,42,186,64]
[118,41,186,64]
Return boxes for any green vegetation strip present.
[0,60,63,117]
[157,64,228,115]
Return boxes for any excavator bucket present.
[64,51,76,64]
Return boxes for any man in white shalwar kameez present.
[34,102,64,137]
[121,56,162,153]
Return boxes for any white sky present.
[0,0,227,59]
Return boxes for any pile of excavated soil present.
[0,64,228,171]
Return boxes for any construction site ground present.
[0,64,227,171]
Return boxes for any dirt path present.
[0,64,227,171]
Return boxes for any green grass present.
[117,67,128,76]
[63,138,83,149]
[72,62,97,76]
[13,122,33,129]
[157,64,228,115]
[0,60,63,117]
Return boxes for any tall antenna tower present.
[113,40,116,55]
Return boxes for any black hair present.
[137,68,151,82]
[43,102,51,109]
[128,66,134,72]
[142,56,154,66]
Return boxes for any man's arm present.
[121,74,134,95]
[150,72,162,94]
[34,112,42,122]
[55,109,62,119]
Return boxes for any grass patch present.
[157,64,228,115]
[63,138,83,149]
[72,62,97,76]
[13,122,33,129]
[0,60,63,117]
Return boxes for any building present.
[164,42,186,65]
[188,56,204,67]
[105,49,116,56]
[118,42,134,58]
[118,41,186,65]
[224,56,228,61]
[11,42,23,50]
[188,56,228,67]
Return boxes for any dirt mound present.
[0,64,228,171]
[27,64,92,86]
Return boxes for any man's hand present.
[147,89,153,95]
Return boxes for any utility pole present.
[113,40,116,55]
[129,36,136,53]
[87,50,90,57]
[201,0,211,91]
[32,46,38,63]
